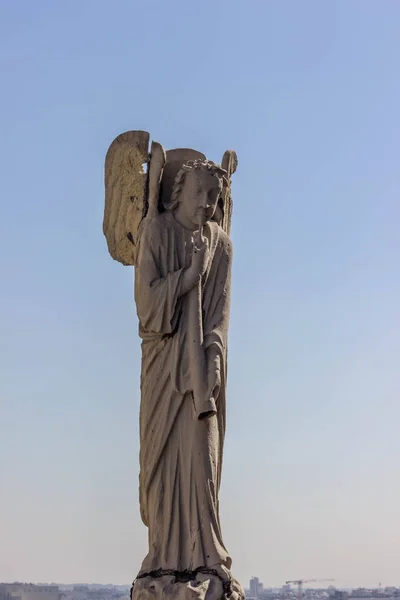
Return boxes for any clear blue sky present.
[1,0,399,589]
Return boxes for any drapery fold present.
[134,211,233,573]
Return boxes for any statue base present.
[131,570,245,600]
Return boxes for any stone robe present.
[134,210,233,575]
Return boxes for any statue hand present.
[180,229,210,296]
[196,350,220,421]
[206,351,221,403]
[208,367,221,403]
[191,228,209,278]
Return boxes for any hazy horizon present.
[1,0,399,590]
[0,582,383,591]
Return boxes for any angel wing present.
[104,131,167,266]
[104,130,150,266]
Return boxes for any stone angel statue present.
[104,131,243,600]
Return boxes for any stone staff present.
[187,214,216,420]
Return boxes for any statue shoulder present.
[138,212,181,259]
[141,211,172,239]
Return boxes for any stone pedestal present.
[131,572,244,600]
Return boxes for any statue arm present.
[135,272,184,337]
[134,219,200,334]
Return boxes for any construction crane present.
[286,579,335,600]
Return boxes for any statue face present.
[179,168,221,229]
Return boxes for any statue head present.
[164,159,227,229]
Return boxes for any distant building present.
[259,592,278,600]
[0,585,14,600]
[0,584,59,600]
[351,590,372,599]
[331,592,348,600]
[70,588,89,600]
[63,587,128,600]
[249,578,264,600]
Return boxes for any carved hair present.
[164,159,227,211]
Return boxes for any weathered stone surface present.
[131,573,244,600]
[104,132,243,599]
[104,130,149,266]
[132,574,223,600]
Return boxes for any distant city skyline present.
[3,582,400,595]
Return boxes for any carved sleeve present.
[134,221,184,335]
